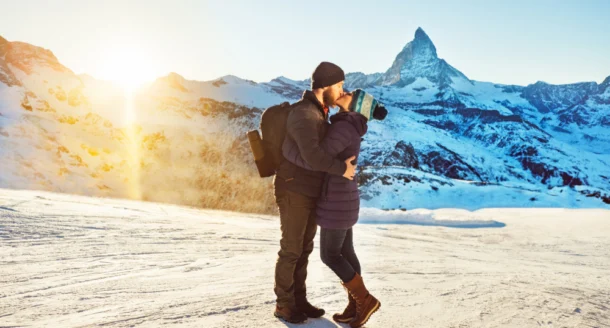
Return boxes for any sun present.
[99,45,157,91]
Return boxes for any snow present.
[362,107,522,184]
[148,74,293,109]
[1,188,609,327]
[0,83,22,120]
[358,207,506,228]
[379,78,441,104]
[451,80,535,114]
[265,76,304,86]
[360,167,609,211]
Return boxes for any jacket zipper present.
[321,174,330,201]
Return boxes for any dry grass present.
[137,132,278,215]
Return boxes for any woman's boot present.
[332,285,356,323]
[343,273,380,328]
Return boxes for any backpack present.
[260,101,295,172]
[247,101,296,178]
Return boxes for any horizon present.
[2,0,610,88]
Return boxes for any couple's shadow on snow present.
[278,317,347,328]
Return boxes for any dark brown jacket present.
[274,90,346,197]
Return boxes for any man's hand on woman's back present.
[343,156,356,180]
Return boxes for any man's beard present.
[322,88,336,107]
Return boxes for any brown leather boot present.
[332,286,356,323]
[344,273,380,328]
[274,304,308,324]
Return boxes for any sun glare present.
[124,89,141,200]
[100,45,156,91]
[98,45,156,200]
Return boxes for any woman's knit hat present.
[349,89,388,121]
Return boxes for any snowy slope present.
[147,72,297,108]
[1,188,609,327]
[0,36,286,211]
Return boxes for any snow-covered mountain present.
[379,27,472,88]
[0,28,609,211]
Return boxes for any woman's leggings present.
[319,227,361,283]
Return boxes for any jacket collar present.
[302,90,328,120]
[330,111,368,137]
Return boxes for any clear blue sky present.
[2,0,609,86]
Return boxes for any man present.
[273,62,357,323]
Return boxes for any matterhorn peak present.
[379,27,468,87]
[411,27,437,58]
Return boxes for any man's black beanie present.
[311,61,345,89]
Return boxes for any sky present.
[1,0,609,86]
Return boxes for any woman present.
[282,89,387,327]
